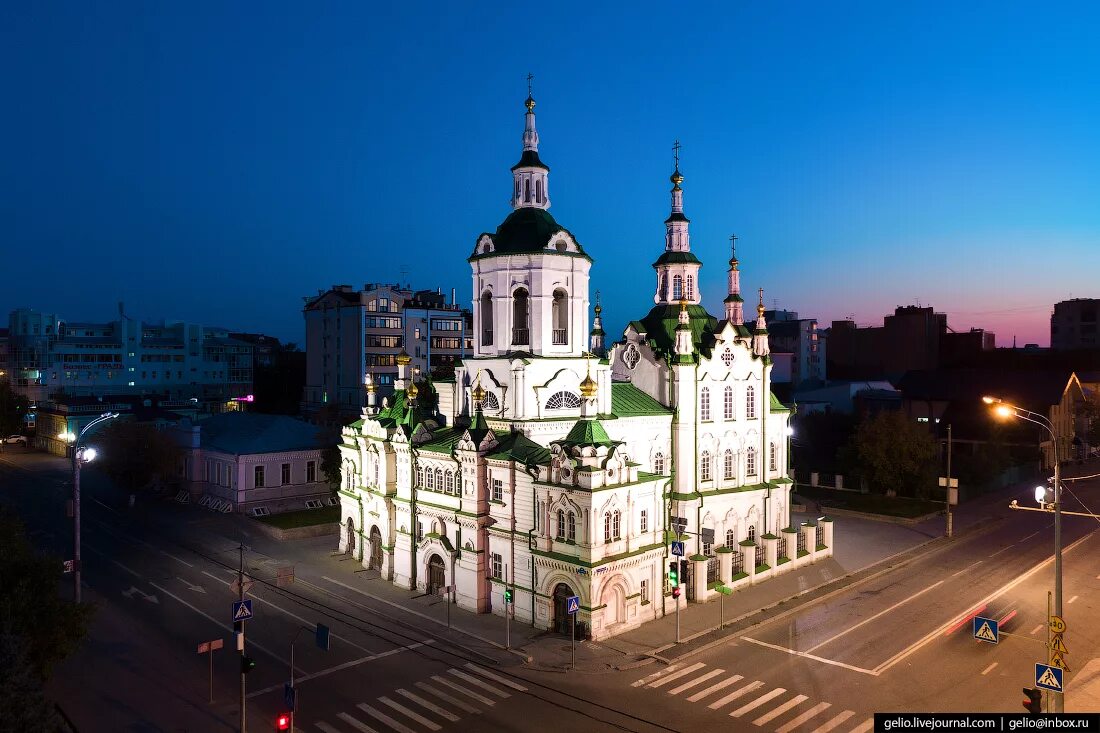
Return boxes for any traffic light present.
[1023,687,1042,714]
[679,560,689,584]
[672,586,681,599]
[668,562,679,587]
[504,588,513,604]
[241,655,256,674]
[276,713,291,730]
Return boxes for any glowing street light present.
[64,412,119,603]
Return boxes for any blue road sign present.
[232,599,253,622]
[671,541,685,557]
[972,616,998,644]
[284,683,297,712]
[1036,663,1063,693]
[566,595,580,615]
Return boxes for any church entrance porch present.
[368,526,383,571]
[427,554,446,596]
[345,518,356,557]
[552,582,577,635]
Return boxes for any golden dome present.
[757,302,766,317]
[579,373,598,399]
[396,350,411,366]
[471,381,487,405]
[525,95,536,112]
[406,381,419,400]
[365,382,376,394]
[594,303,602,315]
[670,167,684,189]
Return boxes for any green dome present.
[470,207,591,261]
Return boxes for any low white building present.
[337,92,833,640]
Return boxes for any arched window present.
[726,528,735,547]
[483,391,500,411]
[557,509,565,540]
[700,450,712,481]
[480,290,493,346]
[512,288,530,345]
[515,179,521,202]
[435,467,443,491]
[425,468,434,490]
[746,385,756,418]
[552,289,568,345]
[770,443,778,472]
[653,452,665,475]
[546,391,581,410]
[567,511,576,541]
[723,386,734,419]
[612,510,621,540]
[536,179,543,204]
[524,179,531,203]
[748,524,756,543]
[374,460,379,487]
[444,470,453,494]
[686,275,694,300]
[416,465,424,487]
[747,447,757,476]
[672,275,683,300]
[724,449,734,480]
[700,387,711,421]
[345,464,353,490]
[659,273,668,300]
[604,512,612,543]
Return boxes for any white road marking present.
[160,550,194,567]
[176,576,206,593]
[415,681,480,714]
[808,710,855,733]
[753,693,808,725]
[379,695,441,731]
[91,497,119,515]
[806,580,945,653]
[950,560,983,578]
[708,680,764,709]
[686,674,743,702]
[247,642,433,698]
[872,531,1094,676]
[1030,624,1044,635]
[850,718,874,733]
[430,674,496,706]
[632,663,682,687]
[730,687,787,717]
[777,702,833,733]
[336,711,378,732]
[647,662,707,688]
[448,669,509,697]
[395,688,461,722]
[741,637,877,675]
[981,662,998,675]
[669,668,725,695]
[464,663,527,691]
[356,702,418,733]
[1069,595,1079,604]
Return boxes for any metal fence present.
[707,555,718,584]
[754,544,764,568]
[815,524,824,547]
[797,528,807,554]
[731,549,743,576]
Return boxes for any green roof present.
[770,391,791,412]
[486,430,552,466]
[469,207,591,261]
[610,382,672,417]
[557,419,617,448]
[636,303,719,360]
[652,250,702,267]
[723,293,744,303]
[417,427,462,456]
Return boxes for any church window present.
[721,349,734,367]
[746,385,756,418]
[623,343,640,369]
[536,179,543,204]
[640,509,648,533]
[748,525,756,543]
[480,291,493,346]
[604,512,612,543]
[492,478,503,502]
[612,510,621,540]
[546,391,581,410]
[552,289,568,345]
[770,443,778,471]
[659,272,668,300]
[747,447,757,476]
[700,387,711,421]
[374,460,379,487]
[567,511,576,541]
[653,452,665,474]
[435,467,443,491]
[726,528,735,547]
[700,450,712,481]
[512,288,530,345]
[672,275,683,300]
[482,391,499,411]
[723,386,734,419]
[641,579,649,603]
[444,470,453,494]
[524,179,531,202]
[515,179,521,202]
[425,468,434,491]
[686,275,694,300]
[724,449,734,479]
[557,510,565,540]
[416,465,424,487]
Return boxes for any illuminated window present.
[700,387,711,421]
[724,386,734,419]
[700,450,712,481]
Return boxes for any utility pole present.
[238,543,246,733]
[73,452,83,602]
[945,424,953,539]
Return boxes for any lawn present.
[794,485,943,519]
[256,505,340,529]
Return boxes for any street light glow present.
[1035,486,1046,504]
[993,404,1013,418]
[81,447,97,462]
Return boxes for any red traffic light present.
[276,713,291,730]
[1022,687,1042,714]
[672,587,681,599]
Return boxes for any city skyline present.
[4,2,1099,346]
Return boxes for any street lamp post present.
[983,396,1062,713]
[60,411,119,604]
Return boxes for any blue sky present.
[3,1,1098,346]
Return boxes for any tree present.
[848,409,938,498]
[0,508,92,729]
[0,380,30,436]
[94,421,182,493]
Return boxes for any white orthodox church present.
[337,91,834,640]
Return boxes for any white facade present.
[337,93,833,641]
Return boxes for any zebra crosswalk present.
[631,662,871,733]
[312,663,526,732]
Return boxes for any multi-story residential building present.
[37,394,202,456]
[336,92,831,642]
[763,309,824,388]
[301,284,471,420]
[6,307,253,407]
[1051,298,1100,351]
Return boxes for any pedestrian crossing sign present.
[1035,663,1063,692]
[232,599,254,622]
[566,595,580,614]
[972,616,998,644]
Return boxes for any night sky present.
[4,2,1099,346]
